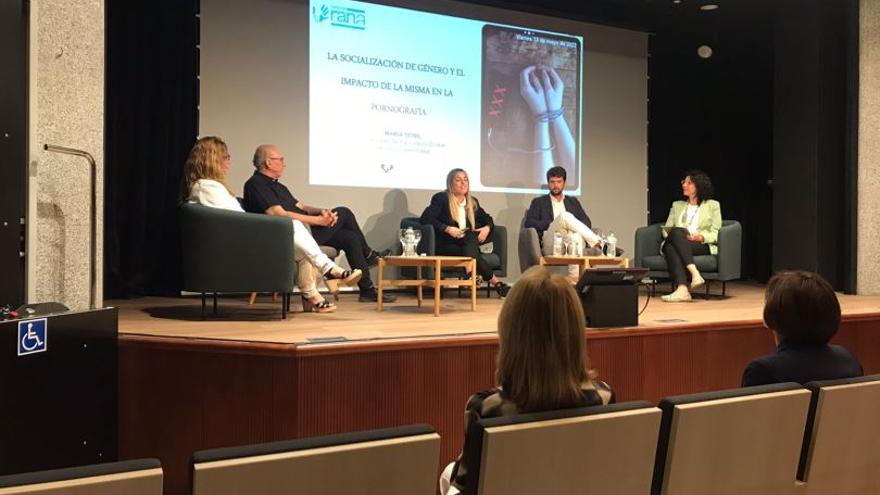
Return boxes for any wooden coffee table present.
[377,255,477,317]
[539,255,630,279]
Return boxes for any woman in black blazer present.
[420,169,510,297]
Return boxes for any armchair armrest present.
[634,223,663,268]
[489,224,508,278]
[519,227,541,272]
[716,220,742,281]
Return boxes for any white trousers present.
[292,219,335,297]
[540,212,602,276]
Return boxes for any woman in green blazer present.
[661,170,722,302]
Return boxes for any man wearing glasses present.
[243,144,395,303]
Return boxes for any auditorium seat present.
[634,219,742,297]
[180,203,297,319]
[191,425,440,495]
[797,374,880,494]
[461,401,660,495]
[652,383,810,495]
[0,459,162,495]
[400,217,507,296]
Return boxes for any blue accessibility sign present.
[18,318,48,356]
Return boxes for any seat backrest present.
[800,374,880,494]
[179,203,295,293]
[0,459,162,495]
[192,425,440,495]
[653,383,810,495]
[465,401,661,495]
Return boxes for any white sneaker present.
[661,291,693,303]
[690,274,705,290]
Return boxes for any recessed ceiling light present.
[673,0,681,3]
[697,45,713,58]
[700,4,719,10]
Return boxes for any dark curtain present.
[105,0,198,298]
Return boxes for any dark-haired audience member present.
[660,169,722,302]
[741,271,863,387]
[439,266,614,495]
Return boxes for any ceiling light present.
[700,4,719,10]
[697,45,713,58]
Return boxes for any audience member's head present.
[763,270,841,346]
[183,136,229,197]
[682,169,714,203]
[496,266,593,412]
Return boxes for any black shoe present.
[358,290,398,303]
[366,248,392,267]
[493,282,511,298]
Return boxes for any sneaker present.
[661,291,692,303]
[358,290,398,303]
[366,248,392,267]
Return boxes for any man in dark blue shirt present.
[243,144,394,303]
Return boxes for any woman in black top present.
[742,270,863,386]
[420,168,510,297]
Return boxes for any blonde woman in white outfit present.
[182,136,360,312]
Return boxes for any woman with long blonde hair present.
[440,266,615,494]
[420,168,510,297]
[183,136,359,313]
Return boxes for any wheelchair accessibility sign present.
[18,318,48,356]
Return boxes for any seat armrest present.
[634,223,663,268]
[490,224,508,278]
[519,227,541,272]
[716,220,742,281]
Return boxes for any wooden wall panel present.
[118,317,880,495]
[118,337,299,495]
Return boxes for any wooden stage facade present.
[114,283,880,495]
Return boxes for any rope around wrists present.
[534,106,564,122]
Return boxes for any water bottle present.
[404,227,416,256]
[553,232,563,256]
[567,232,577,256]
[605,232,617,258]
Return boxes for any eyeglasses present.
[268,156,285,163]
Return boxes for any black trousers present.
[663,227,710,286]
[436,231,494,281]
[311,207,374,291]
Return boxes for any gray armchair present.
[633,220,742,297]
[180,203,297,318]
[399,217,507,296]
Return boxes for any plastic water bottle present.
[404,227,416,256]
[605,232,617,258]
[553,232,563,256]
[567,232,577,256]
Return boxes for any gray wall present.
[200,0,648,279]
[859,0,880,294]
[27,0,104,310]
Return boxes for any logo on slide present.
[312,4,366,30]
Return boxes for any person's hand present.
[315,214,334,227]
[445,226,466,239]
[475,226,491,243]
[320,209,337,227]
[520,65,548,116]
[687,233,704,243]
[541,66,565,113]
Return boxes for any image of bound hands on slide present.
[520,64,576,182]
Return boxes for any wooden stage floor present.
[112,282,880,344]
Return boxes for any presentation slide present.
[309,0,582,193]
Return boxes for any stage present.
[113,283,880,495]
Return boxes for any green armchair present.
[180,203,297,318]
[399,217,507,297]
[634,220,742,297]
